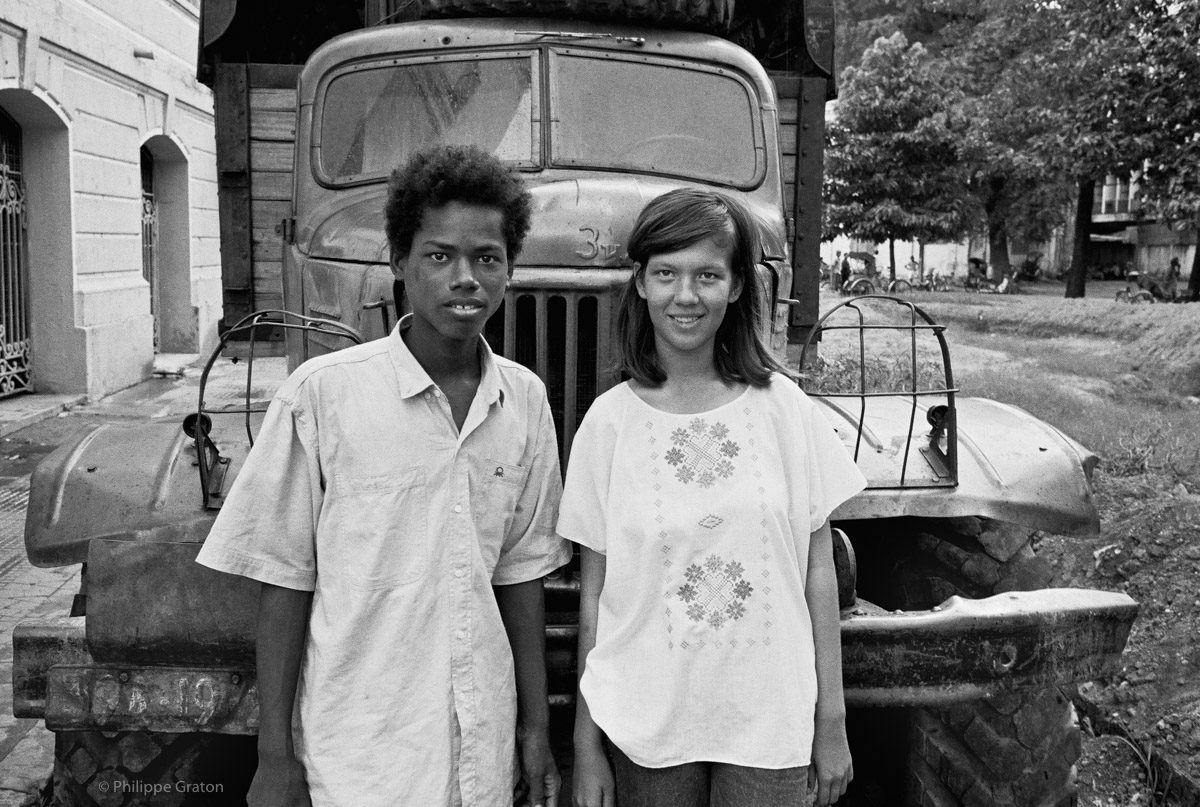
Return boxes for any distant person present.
[1018,254,1042,282]
[1127,269,1168,301]
[1165,256,1182,300]
[840,252,851,288]
[966,257,986,289]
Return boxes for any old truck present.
[13,1,1137,805]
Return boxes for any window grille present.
[0,108,31,396]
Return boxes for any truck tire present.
[51,730,254,806]
[893,517,1081,807]
[384,0,737,33]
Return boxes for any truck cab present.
[286,18,793,454]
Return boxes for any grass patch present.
[800,353,948,395]
[955,363,1200,482]
[1101,415,1200,479]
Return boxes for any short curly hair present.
[384,145,533,262]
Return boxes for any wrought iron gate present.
[0,109,31,397]
[140,147,159,349]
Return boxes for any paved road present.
[0,356,287,806]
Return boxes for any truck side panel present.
[775,76,799,222]
[248,65,301,313]
[215,63,300,325]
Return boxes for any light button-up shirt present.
[197,323,570,806]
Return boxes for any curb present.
[1075,690,1200,806]
[0,396,87,440]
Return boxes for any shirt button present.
[456,630,466,641]
[453,504,462,514]
[454,569,464,579]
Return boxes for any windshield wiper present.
[515,31,645,46]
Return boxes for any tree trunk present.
[1064,178,1094,299]
[888,238,896,281]
[988,221,1011,284]
[979,176,1007,285]
[1187,226,1200,302]
[919,242,926,281]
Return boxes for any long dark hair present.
[616,188,784,387]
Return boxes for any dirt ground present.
[849,281,1200,806]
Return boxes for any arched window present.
[0,107,31,396]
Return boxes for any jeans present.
[607,741,810,807]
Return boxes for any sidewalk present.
[0,353,289,437]
[0,352,288,805]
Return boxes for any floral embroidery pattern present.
[664,418,739,488]
[677,553,754,629]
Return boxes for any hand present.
[517,726,561,807]
[809,715,853,806]
[248,753,311,807]
[572,740,615,807]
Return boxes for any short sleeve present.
[492,395,571,585]
[800,391,868,532]
[555,400,618,554]
[195,392,322,591]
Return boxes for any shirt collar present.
[388,315,504,407]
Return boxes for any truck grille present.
[485,277,625,464]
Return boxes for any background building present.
[1090,174,1196,281]
[0,0,219,399]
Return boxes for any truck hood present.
[300,176,787,266]
[820,395,1101,536]
[25,394,1098,569]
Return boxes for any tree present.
[823,32,974,279]
[1101,0,1200,300]
[1021,0,1200,299]
[830,0,1199,297]
[922,0,1075,284]
[832,0,1075,284]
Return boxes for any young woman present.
[558,188,868,807]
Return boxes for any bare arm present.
[495,578,559,807]
[806,520,852,806]
[250,582,313,807]
[572,546,615,807]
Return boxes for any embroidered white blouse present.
[557,375,867,769]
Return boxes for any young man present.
[197,145,570,807]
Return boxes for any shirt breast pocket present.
[328,467,428,590]
[469,457,529,552]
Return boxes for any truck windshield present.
[550,52,759,187]
[319,55,537,184]
[316,50,760,187]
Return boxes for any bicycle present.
[841,274,877,295]
[887,274,948,294]
[1115,287,1155,304]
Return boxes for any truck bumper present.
[840,588,1137,707]
[14,588,1135,731]
[14,618,258,734]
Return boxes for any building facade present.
[0,0,219,398]
[1091,174,1196,282]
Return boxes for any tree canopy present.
[830,0,1200,297]
[822,32,973,277]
